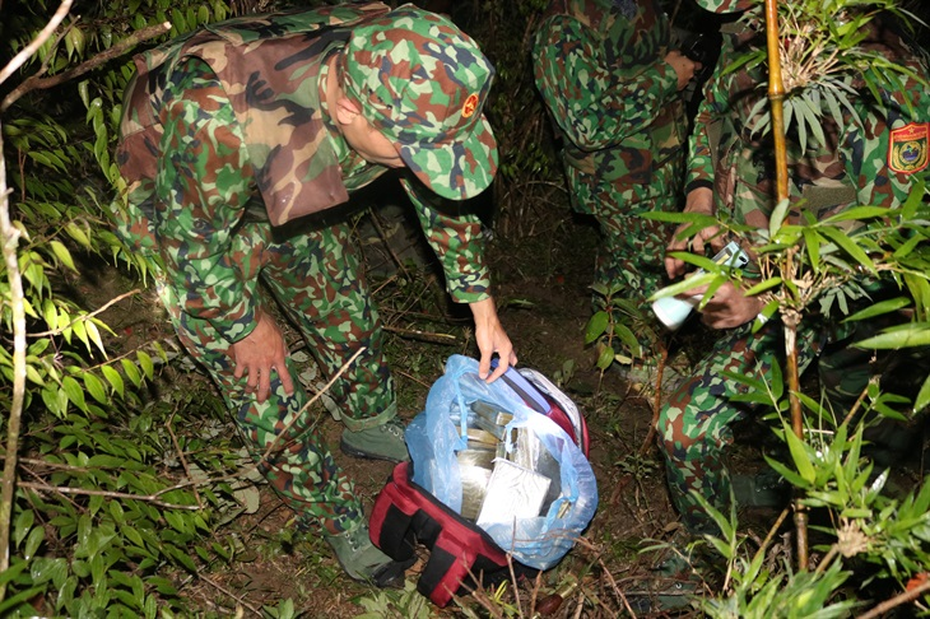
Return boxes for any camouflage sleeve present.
[533,14,679,151]
[400,175,490,303]
[685,33,737,192]
[156,58,260,344]
[685,97,716,192]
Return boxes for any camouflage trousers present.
[566,156,682,304]
[657,318,875,535]
[154,219,396,535]
[110,59,394,534]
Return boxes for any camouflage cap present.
[340,3,498,200]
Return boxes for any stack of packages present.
[458,399,569,527]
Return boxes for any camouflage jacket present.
[532,0,687,188]
[687,7,930,226]
[117,2,490,303]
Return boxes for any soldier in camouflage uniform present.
[532,0,700,309]
[109,2,516,586]
[658,0,930,536]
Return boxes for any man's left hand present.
[469,297,517,383]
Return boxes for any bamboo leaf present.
[784,423,816,484]
[770,198,791,237]
[843,297,911,322]
[802,229,822,273]
[817,226,876,273]
[102,364,125,397]
[854,324,930,349]
[122,358,143,388]
[84,372,108,404]
[821,206,889,223]
[744,277,783,297]
[62,375,87,412]
[915,374,930,414]
[49,240,77,271]
[135,351,154,380]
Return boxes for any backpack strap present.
[370,462,521,607]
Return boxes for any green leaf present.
[137,350,155,379]
[0,585,47,617]
[83,372,108,404]
[42,299,58,331]
[784,423,816,484]
[30,557,68,589]
[915,374,930,414]
[24,526,45,560]
[770,198,791,237]
[854,324,930,349]
[49,240,77,271]
[65,221,91,248]
[817,225,876,273]
[612,322,642,357]
[820,206,890,223]
[122,358,143,388]
[102,364,125,396]
[61,375,87,412]
[85,319,107,355]
[596,345,614,370]
[802,229,822,273]
[843,297,911,322]
[585,311,608,344]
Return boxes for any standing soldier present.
[654,0,930,602]
[532,0,700,357]
[109,2,516,586]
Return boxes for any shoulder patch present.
[888,122,929,175]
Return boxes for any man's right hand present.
[665,50,701,91]
[232,311,295,404]
[665,186,722,280]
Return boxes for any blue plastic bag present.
[406,355,598,570]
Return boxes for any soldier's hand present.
[666,186,721,279]
[232,311,295,404]
[469,297,518,383]
[665,50,702,90]
[695,281,764,329]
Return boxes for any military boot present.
[325,522,410,588]
[340,418,409,462]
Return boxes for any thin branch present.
[0,6,76,598]
[198,574,263,617]
[17,480,201,511]
[382,324,458,345]
[2,21,172,112]
[0,0,73,88]
[255,347,365,467]
[167,408,204,509]
[857,578,930,619]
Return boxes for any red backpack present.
[369,461,536,607]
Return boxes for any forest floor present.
[90,180,926,618]
[131,188,791,619]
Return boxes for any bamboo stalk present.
[764,0,808,569]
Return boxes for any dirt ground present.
[146,200,733,618]
[92,191,924,617]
